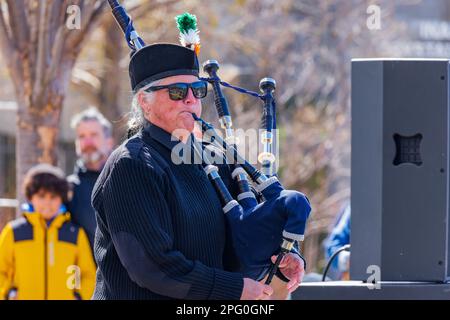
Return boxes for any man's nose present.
[81,137,94,146]
[183,87,197,104]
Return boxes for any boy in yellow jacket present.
[0,164,96,300]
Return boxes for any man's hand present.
[271,252,305,294]
[240,278,274,300]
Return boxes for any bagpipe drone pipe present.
[193,62,311,282]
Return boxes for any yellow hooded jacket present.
[0,211,96,300]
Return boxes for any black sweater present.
[91,122,244,300]
[67,160,101,249]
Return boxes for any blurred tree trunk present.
[0,0,106,214]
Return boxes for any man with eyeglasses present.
[90,42,279,300]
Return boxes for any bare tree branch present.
[5,0,29,49]
[27,0,39,77]
[128,0,179,20]
[0,2,27,97]
[0,1,14,57]
[65,0,107,52]
[48,0,65,45]
[45,26,66,87]
[33,0,50,104]
[90,0,107,22]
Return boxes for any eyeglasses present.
[144,81,208,101]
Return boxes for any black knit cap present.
[129,43,200,92]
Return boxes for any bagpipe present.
[107,0,311,283]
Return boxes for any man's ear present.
[137,91,150,114]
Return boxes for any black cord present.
[322,244,351,282]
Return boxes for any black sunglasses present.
[144,81,208,101]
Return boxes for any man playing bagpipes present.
[91,1,311,300]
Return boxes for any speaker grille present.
[393,133,423,166]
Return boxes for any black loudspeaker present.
[351,59,450,282]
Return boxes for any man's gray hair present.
[128,79,161,134]
[71,106,112,138]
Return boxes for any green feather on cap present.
[175,12,200,54]
[176,12,198,34]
